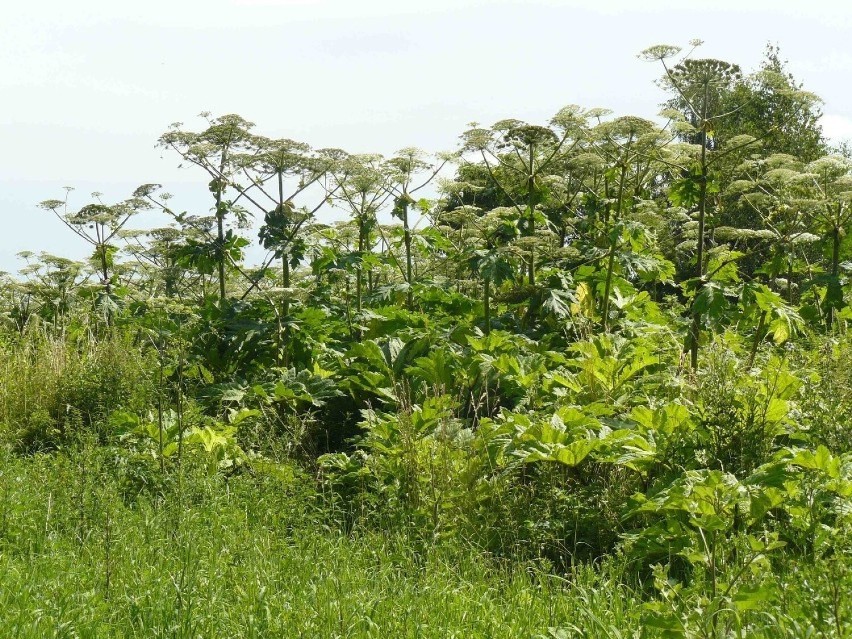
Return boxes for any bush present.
[0,329,153,452]
[693,340,800,475]
[798,337,852,453]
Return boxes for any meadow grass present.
[0,445,646,639]
[0,440,847,637]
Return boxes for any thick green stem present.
[281,257,291,367]
[690,84,710,370]
[357,205,365,315]
[602,245,617,330]
[748,312,768,368]
[403,197,414,310]
[97,223,113,326]
[157,358,165,474]
[787,253,794,304]
[279,170,291,368]
[215,152,228,301]
[483,278,491,335]
[602,161,628,330]
[827,225,841,330]
[526,145,536,287]
[345,276,353,339]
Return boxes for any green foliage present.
[3,42,852,636]
[0,330,152,452]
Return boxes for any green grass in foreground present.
[0,446,641,639]
[0,445,846,638]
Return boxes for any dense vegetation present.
[1,42,851,637]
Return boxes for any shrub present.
[0,329,153,451]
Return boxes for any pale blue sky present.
[2,0,851,272]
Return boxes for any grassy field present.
[0,446,639,639]
[0,443,846,638]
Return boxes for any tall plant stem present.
[690,82,710,370]
[402,197,414,310]
[215,151,228,301]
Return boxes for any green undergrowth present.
[0,445,639,639]
[0,329,851,637]
[0,443,847,638]
[0,329,152,452]
[2,40,852,637]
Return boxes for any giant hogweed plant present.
[2,42,850,637]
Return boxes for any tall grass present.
[0,444,847,637]
[0,328,152,450]
[0,445,648,638]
